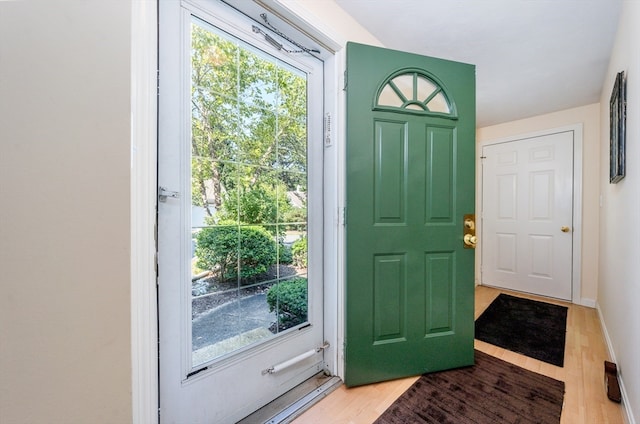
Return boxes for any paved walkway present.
[192,293,275,351]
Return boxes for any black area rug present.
[374,350,565,424]
[475,294,568,366]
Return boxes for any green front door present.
[345,42,476,386]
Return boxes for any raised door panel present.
[373,254,407,344]
[425,126,454,222]
[374,121,407,224]
[424,252,454,335]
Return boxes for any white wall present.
[0,1,133,423]
[477,104,601,305]
[280,0,383,47]
[598,1,640,420]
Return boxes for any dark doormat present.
[475,293,568,366]
[374,350,565,424]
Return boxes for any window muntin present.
[375,70,455,117]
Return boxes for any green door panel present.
[374,120,406,224]
[345,42,476,387]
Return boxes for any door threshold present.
[237,373,342,424]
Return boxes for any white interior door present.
[158,1,325,422]
[481,131,574,300]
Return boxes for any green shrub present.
[291,236,307,268]
[266,277,308,330]
[278,243,293,264]
[195,225,276,282]
[218,184,293,232]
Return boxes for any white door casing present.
[158,1,326,422]
[481,128,582,301]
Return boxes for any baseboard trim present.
[596,302,636,424]
[579,297,596,308]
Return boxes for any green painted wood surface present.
[345,42,476,387]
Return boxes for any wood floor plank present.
[294,286,625,424]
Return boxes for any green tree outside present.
[190,21,308,284]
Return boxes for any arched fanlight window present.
[375,69,457,118]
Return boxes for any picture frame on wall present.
[610,71,626,184]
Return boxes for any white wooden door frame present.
[477,124,584,305]
[131,1,159,423]
[130,1,343,423]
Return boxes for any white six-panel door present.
[481,131,573,300]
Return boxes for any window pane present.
[391,74,414,101]
[238,104,277,165]
[406,103,424,111]
[378,84,403,107]
[270,276,308,334]
[427,92,450,113]
[191,157,223,223]
[279,172,306,224]
[190,19,310,365]
[191,90,239,162]
[239,46,277,111]
[191,25,238,98]
[416,76,437,102]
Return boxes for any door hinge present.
[343,69,347,91]
[341,207,346,226]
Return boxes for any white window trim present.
[131,1,159,423]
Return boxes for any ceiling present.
[334,0,622,127]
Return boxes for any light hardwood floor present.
[294,285,625,423]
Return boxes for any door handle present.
[464,234,477,247]
[463,214,477,249]
[561,226,570,233]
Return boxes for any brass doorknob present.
[561,226,570,233]
[464,234,477,247]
